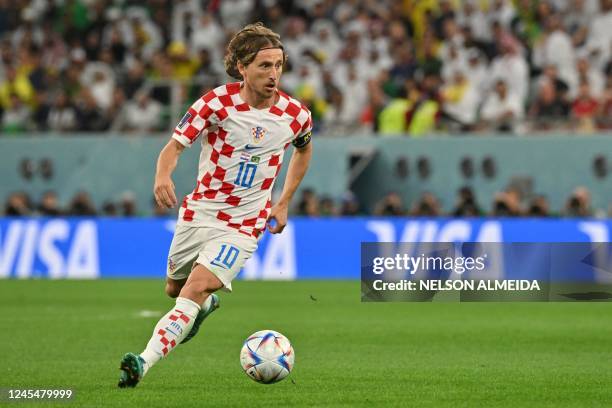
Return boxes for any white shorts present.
[166,225,258,291]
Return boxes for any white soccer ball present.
[240,330,294,384]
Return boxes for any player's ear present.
[237,62,246,79]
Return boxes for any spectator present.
[441,70,480,131]
[488,31,529,103]
[296,188,319,217]
[378,81,412,135]
[598,73,612,128]
[4,192,33,216]
[563,186,593,217]
[68,191,97,216]
[340,191,362,216]
[571,81,599,133]
[411,192,441,216]
[119,192,138,216]
[374,192,405,216]
[528,78,570,130]
[457,0,490,41]
[1,93,31,133]
[480,79,524,133]
[113,91,162,134]
[568,56,605,99]
[452,186,483,217]
[47,91,78,131]
[76,90,110,131]
[102,201,118,217]
[533,14,576,85]
[0,64,34,108]
[38,191,62,216]
[491,190,522,216]
[526,195,551,217]
[319,196,337,217]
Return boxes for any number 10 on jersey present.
[235,162,257,188]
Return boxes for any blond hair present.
[224,22,286,80]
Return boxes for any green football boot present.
[181,294,220,344]
[118,352,144,388]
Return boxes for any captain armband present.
[292,131,312,148]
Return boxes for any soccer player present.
[118,22,312,388]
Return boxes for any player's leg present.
[119,295,201,387]
[125,265,222,387]
[179,233,257,344]
[178,263,223,304]
[165,276,186,298]
[118,226,203,388]
[178,263,222,344]
[119,230,256,387]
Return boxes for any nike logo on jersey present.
[245,144,262,150]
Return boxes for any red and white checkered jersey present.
[172,82,312,239]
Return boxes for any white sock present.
[139,297,200,376]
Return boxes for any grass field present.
[1,279,612,407]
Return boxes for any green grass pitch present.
[1,279,612,407]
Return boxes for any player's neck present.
[240,83,278,110]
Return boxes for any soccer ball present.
[240,330,294,384]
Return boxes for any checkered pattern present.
[216,199,272,238]
[168,309,191,324]
[156,308,191,356]
[157,328,177,356]
[173,82,312,236]
[261,154,282,190]
[172,82,249,148]
[271,91,312,136]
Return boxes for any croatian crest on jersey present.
[251,126,266,144]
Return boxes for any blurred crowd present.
[0,0,611,136]
[295,185,607,217]
[2,185,604,217]
[3,190,172,216]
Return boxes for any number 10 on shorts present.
[211,244,239,269]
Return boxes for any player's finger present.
[159,188,173,208]
[154,190,164,208]
[165,186,177,207]
[153,187,166,208]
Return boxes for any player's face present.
[242,48,284,99]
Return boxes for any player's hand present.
[267,203,288,234]
[154,176,177,208]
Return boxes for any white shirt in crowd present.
[533,29,576,84]
[481,88,524,126]
[488,52,529,103]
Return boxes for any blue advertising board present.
[0,218,610,280]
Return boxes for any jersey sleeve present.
[172,96,216,147]
[292,108,313,148]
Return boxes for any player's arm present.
[154,139,185,208]
[268,139,313,234]
[156,95,214,208]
